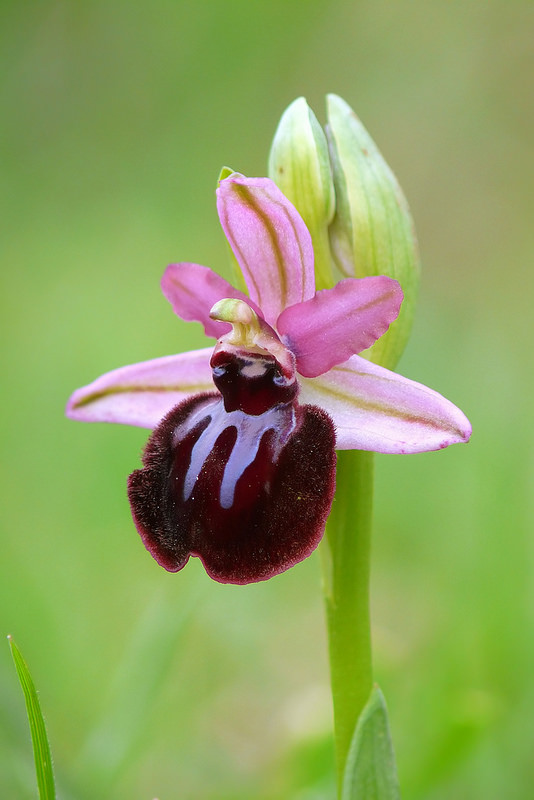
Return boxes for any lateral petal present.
[217,174,315,326]
[277,277,403,378]
[299,355,472,453]
[161,263,258,338]
[66,348,214,428]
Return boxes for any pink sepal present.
[299,354,472,453]
[66,348,214,428]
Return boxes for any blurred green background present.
[1,1,533,798]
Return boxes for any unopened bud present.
[268,97,335,290]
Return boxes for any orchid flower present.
[67,174,471,584]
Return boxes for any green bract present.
[269,94,420,370]
[326,94,420,369]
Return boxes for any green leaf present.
[341,686,400,800]
[8,635,56,800]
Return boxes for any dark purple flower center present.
[127,329,336,584]
[210,348,297,415]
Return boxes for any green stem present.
[321,449,374,796]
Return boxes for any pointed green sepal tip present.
[326,94,420,369]
[341,686,400,800]
[218,165,236,183]
[268,97,336,290]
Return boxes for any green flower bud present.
[268,97,336,290]
[326,94,420,370]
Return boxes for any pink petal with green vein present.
[66,348,214,428]
[277,277,403,378]
[299,355,472,453]
[161,263,258,339]
[217,175,315,326]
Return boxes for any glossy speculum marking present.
[128,346,336,584]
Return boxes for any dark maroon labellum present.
[128,349,336,584]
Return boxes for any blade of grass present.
[8,635,56,800]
